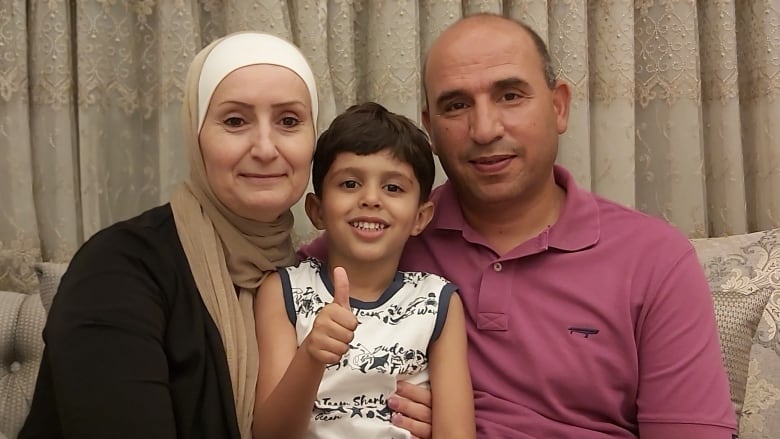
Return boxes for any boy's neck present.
[326,254,400,302]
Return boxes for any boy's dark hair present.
[312,102,435,203]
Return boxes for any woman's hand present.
[389,381,434,438]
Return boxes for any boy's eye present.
[224,116,245,127]
[281,116,300,127]
[385,184,402,193]
[340,180,359,189]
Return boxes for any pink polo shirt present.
[301,165,736,438]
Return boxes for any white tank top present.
[280,258,457,438]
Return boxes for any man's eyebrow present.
[435,89,467,108]
[493,77,530,90]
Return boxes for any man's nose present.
[469,101,504,145]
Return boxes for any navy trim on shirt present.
[278,267,297,326]
[430,284,459,344]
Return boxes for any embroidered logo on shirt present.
[568,327,599,338]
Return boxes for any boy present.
[253,102,475,438]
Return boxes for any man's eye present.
[501,93,522,101]
[281,116,300,127]
[224,117,245,127]
[444,102,468,112]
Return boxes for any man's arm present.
[428,293,476,438]
[636,247,737,439]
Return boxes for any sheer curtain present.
[1,0,778,294]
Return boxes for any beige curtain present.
[1,0,779,294]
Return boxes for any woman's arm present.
[39,230,177,438]
[253,268,357,438]
[428,293,476,438]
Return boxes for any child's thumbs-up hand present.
[331,266,351,309]
[304,266,359,365]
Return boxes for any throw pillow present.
[690,228,779,421]
[33,262,68,314]
[739,345,780,439]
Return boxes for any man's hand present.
[389,381,434,438]
[302,266,358,365]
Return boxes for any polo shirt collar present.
[429,164,600,252]
[548,165,600,251]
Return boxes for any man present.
[304,13,737,439]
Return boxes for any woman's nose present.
[249,123,279,161]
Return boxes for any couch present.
[1,229,779,439]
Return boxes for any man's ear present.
[552,80,571,134]
[421,110,436,154]
[304,193,326,230]
[410,201,435,236]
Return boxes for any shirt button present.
[10,361,21,373]
[493,262,502,272]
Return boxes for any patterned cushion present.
[739,251,780,439]
[0,291,45,438]
[690,228,780,424]
[33,262,68,314]
[741,345,780,439]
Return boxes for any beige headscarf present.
[170,32,318,438]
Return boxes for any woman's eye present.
[281,116,300,127]
[224,117,245,127]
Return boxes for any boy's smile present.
[306,150,433,271]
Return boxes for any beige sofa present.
[1,229,779,439]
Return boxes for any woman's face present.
[199,64,315,222]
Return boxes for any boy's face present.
[305,149,434,267]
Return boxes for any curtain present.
[1,0,778,294]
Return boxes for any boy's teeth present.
[353,221,385,230]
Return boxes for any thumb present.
[331,266,351,309]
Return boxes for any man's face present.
[422,19,570,211]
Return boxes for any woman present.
[21,32,309,439]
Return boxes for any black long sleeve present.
[20,205,240,439]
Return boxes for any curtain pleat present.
[0,0,778,293]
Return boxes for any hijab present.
[170,31,318,438]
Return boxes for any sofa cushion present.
[740,345,780,439]
[22,232,780,436]
[34,262,68,314]
[690,228,779,421]
[739,254,780,439]
[0,291,45,438]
